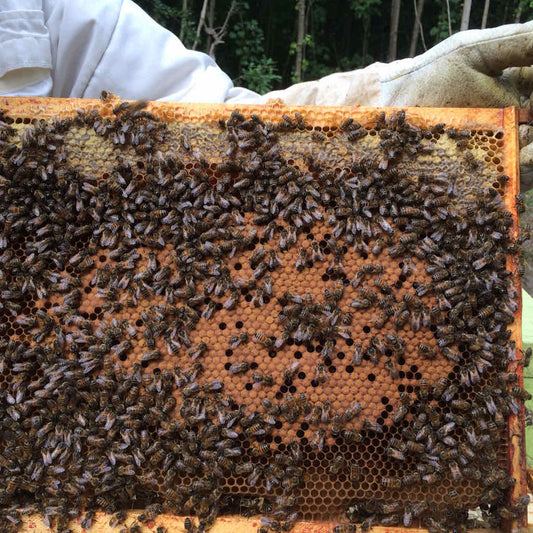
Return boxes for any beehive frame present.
[0,98,527,533]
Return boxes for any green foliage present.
[228,18,264,66]
[178,12,197,48]
[228,18,280,93]
[289,34,314,57]
[289,34,314,83]
[239,57,281,93]
[516,0,533,19]
[350,0,383,19]
[148,0,183,35]
[429,0,462,43]
[338,53,375,72]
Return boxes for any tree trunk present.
[445,0,452,36]
[179,0,188,42]
[206,0,237,59]
[481,0,490,28]
[515,0,525,23]
[294,0,306,82]
[409,0,426,57]
[460,0,472,31]
[362,21,368,66]
[192,0,209,50]
[388,0,401,61]
[206,0,216,54]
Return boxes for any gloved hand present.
[263,21,533,192]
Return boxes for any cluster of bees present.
[0,99,530,533]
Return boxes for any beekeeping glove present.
[263,21,533,192]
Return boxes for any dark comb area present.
[0,99,529,533]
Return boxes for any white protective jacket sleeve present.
[0,0,261,103]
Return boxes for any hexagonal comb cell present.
[0,99,528,533]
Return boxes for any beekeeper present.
[2,0,533,322]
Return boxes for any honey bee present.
[311,130,326,142]
[253,372,274,387]
[292,112,306,129]
[392,404,409,425]
[314,363,328,384]
[221,289,239,310]
[109,511,127,528]
[244,423,266,438]
[229,361,250,374]
[381,476,401,488]
[472,256,490,270]
[250,442,270,457]
[229,333,249,348]
[347,128,368,141]
[339,117,354,130]
[362,420,384,434]
[335,309,353,327]
[185,342,207,360]
[263,275,273,296]
[112,340,132,359]
[253,333,275,348]
[306,405,321,426]
[418,344,436,359]
[384,358,400,379]
[442,347,461,363]
[350,297,372,310]
[309,241,323,263]
[249,246,266,268]
[387,446,406,461]
[271,330,289,349]
[511,386,532,401]
[200,300,216,320]
[141,349,161,363]
[78,510,96,530]
[283,361,300,382]
[324,453,346,475]
[295,247,308,270]
[280,113,296,129]
[515,193,526,213]
[418,378,430,400]
[310,428,325,450]
[320,338,335,360]
[339,402,361,424]
[370,237,384,256]
[524,347,532,367]
[180,382,199,398]
[112,101,131,115]
[394,309,410,328]
[253,261,269,279]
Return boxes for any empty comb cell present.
[0,98,528,533]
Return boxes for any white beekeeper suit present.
[0,0,260,102]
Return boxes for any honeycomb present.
[0,97,529,533]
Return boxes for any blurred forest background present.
[136,0,533,93]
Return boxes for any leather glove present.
[263,21,533,192]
